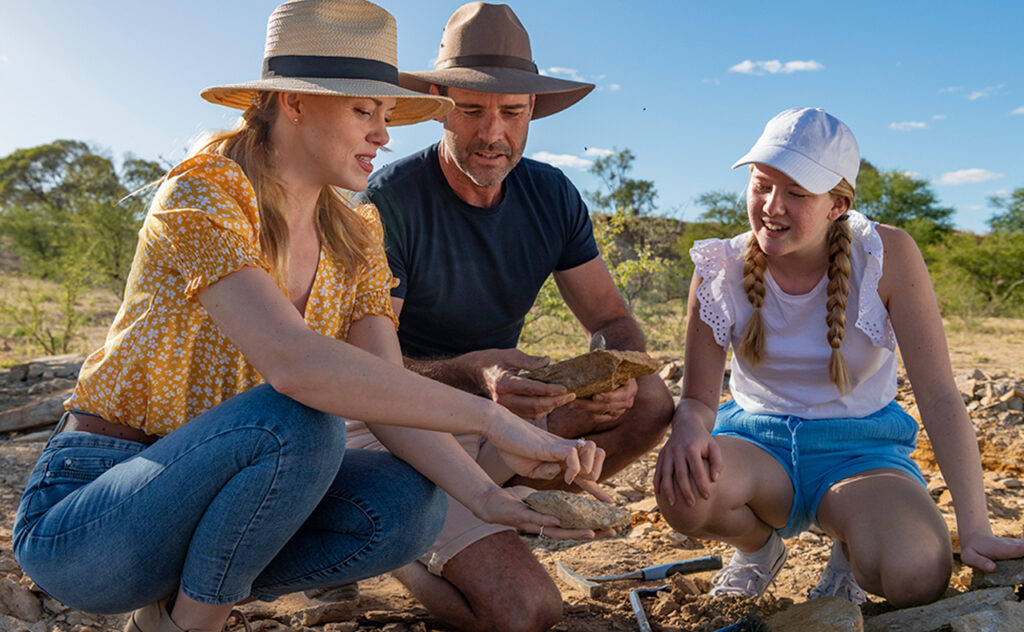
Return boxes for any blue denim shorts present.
[712,399,927,538]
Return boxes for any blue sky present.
[1,1,1021,233]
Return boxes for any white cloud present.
[0,55,8,64]
[1011,106,1024,115]
[531,151,592,170]
[938,86,961,94]
[990,189,1011,197]
[544,66,586,82]
[583,147,614,158]
[937,169,1004,186]
[608,83,621,91]
[968,84,1004,100]
[728,59,824,75]
[903,171,920,178]
[701,78,721,86]
[932,114,947,120]
[890,121,927,131]
[967,205,984,211]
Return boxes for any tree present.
[586,148,657,216]
[987,187,1024,233]
[0,140,164,295]
[855,159,953,241]
[694,190,747,232]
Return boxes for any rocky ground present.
[0,356,1022,631]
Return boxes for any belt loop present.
[49,411,71,441]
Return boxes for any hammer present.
[555,555,723,598]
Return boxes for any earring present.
[292,117,299,125]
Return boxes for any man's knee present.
[606,376,674,458]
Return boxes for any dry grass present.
[3,271,1023,378]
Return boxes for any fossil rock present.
[524,490,630,530]
[518,349,660,398]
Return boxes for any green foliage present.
[856,159,953,241]
[926,232,1024,317]
[0,274,93,355]
[0,140,165,296]
[695,190,748,233]
[592,207,669,307]
[987,187,1024,233]
[585,148,657,216]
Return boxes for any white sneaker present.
[710,534,787,598]
[808,540,867,605]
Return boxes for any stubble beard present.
[442,129,526,189]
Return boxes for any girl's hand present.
[654,411,723,508]
[468,486,600,540]
[959,530,1024,572]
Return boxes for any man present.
[348,4,673,631]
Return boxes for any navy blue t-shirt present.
[365,143,599,358]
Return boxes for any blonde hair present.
[737,178,856,393]
[191,92,373,286]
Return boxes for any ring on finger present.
[603,410,613,416]
[574,437,587,448]
[538,525,545,538]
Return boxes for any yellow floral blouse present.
[66,154,399,436]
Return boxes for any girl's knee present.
[656,490,714,535]
[880,550,952,607]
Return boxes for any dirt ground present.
[1,323,1023,631]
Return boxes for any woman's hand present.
[654,403,723,508]
[958,529,1024,572]
[484,409,606,488]
[468,485,610,540]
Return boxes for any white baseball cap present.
[732,107,860,194]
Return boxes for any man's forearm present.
[403,354,483,394]
[592,315,647,352]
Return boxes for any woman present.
[13,2,605,631]
[655,107,1024,607]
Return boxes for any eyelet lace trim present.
[691,235,746,350]
[847,211,896,350]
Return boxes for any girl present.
[13,2,605,631]
[655,107,1024,607]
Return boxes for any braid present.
[738,234,768,365]
[825,217,853,393]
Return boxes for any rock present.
[0,389,74,433]
[865,586,1015,631]
[518,349,660,398]
[767,597,863,631]
[0,613,46,632]
[323,624,359,632]
[950,600,1024,632]
[1002,478,1022,489]
[0,577,42,622]
[288,601,356,627]
[524,490,631,530]
[658,361,683,382]
[669,574,702,597]
[970,557,1024,588]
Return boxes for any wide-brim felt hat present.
[399,2,594,120]
[201,0,453,126]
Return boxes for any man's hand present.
[567,378,638,424]
[467,348,575,419]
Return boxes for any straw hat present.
[399,2,594,120]
[201,0,453,126]
[732,108,860,194]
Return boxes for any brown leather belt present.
[58,412,161,445]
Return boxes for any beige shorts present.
[346,417,546,575]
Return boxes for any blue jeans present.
[13,384,447,614]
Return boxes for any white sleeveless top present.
[691,210,898,419]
